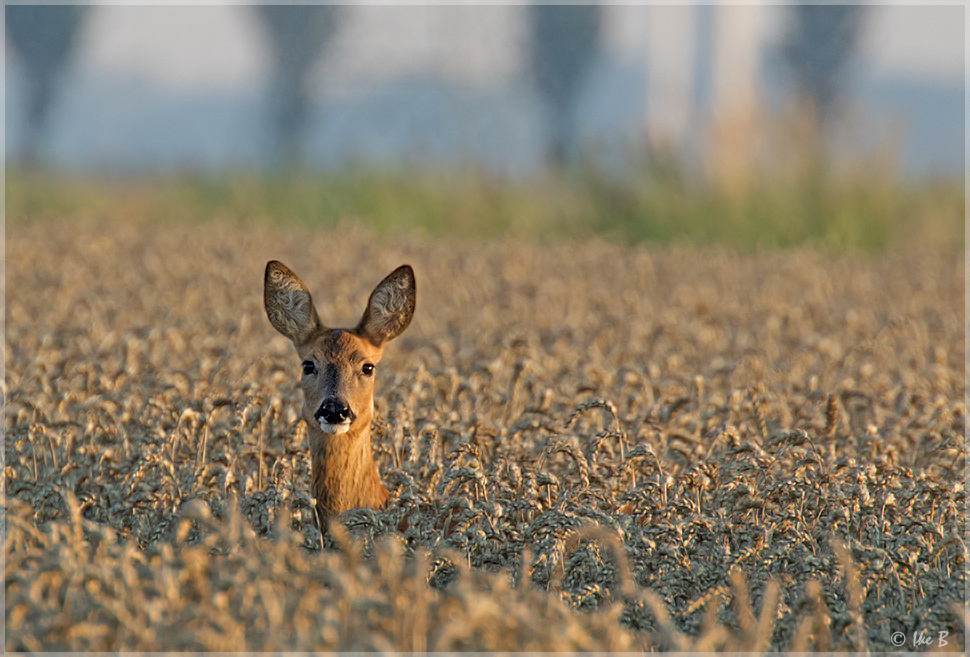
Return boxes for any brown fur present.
[299,329,388,517]
[264,261,415,525]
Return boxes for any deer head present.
[264,260,416,521]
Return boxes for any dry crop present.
[5,216,966,651]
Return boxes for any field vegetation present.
[7,160,964,251]
[4,171,966,650]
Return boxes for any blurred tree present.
[254,5,340,167]
[782,5,869,126]
[6,4,88,166]
[528,4,601,168]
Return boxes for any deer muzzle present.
[314,398,356,434]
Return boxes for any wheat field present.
[5,215,966,651]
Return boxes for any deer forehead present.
[299,329,384,365]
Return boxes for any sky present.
[5,4,965,177]
[70,4,963,90]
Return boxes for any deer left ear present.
[264,260,323,345]
[357,265,416,346]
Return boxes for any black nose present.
[315,399,353,424]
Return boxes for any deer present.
[263,260,416,531]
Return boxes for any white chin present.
[319,421,351,435]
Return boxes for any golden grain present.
[5,218,965,651]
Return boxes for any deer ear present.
[357,265,416,346]
[264,260,322,345]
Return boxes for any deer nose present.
[316,399,354,425]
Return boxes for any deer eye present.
[361,363,375,376]
[302,360,316,376]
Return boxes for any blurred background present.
[4,3,965,249]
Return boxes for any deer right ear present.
[357,264,416,346]
[264,260,321,345]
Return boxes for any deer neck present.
[308,419,388,519]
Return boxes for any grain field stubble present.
[5,218,966,651]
